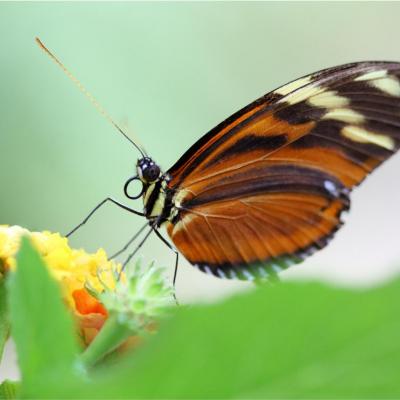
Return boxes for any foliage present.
[0,239,400,398]
[7,237,83,394]
[0,279,8,362]
[0,381,19,400]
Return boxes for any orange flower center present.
[72,288,108,316]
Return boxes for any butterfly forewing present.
[166,61,400,279]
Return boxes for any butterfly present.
[37,39,400,282]
[142,62,400,280]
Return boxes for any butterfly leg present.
[121,226,154,273]
[66,197,145,237]
[109,222,149,260]
[152,228,179,289]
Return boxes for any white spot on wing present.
[274,75,313,96]
[242,269,255,280]
[371,76,400,97]
[279,84,324,105]
[323,108,365,124]
[228,269,238,279]
[204,266,213,275]
[271,263,283,273]
[355,69,387,81]
[341,125,395,150]
[217,268,227,279]
[308,90,349,108]
[324,180,338,195]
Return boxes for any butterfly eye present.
[124,176,144,200]
[142,164,160,182]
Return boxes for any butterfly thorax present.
[142,178,176,224]
[135,157,177,226]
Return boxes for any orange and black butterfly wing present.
[165,62,400,279]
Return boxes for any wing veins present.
[242,199,326,247]
[240,199,308,252]
[242,218,277,260]
[253,196,339,225]
[180,206,246,221]
[203,216,234,266]
[251,198,339,243]
[309,132,385,164]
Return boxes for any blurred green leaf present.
[0,279,9,361]
[8,237,82,395]
[32,277,400,398]
[0,380,19,399]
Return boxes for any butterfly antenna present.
[35,37,147,158]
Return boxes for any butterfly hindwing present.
[166,62,400,279]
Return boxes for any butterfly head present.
[137,157,161,183]
[124,157,161,200]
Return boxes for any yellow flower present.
[0,225,122,345]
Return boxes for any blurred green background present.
[1,1,400,304]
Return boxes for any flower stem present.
[79,313,135,369]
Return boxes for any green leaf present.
[0,380,20,399]
[10,246,400,399]
[0,279,9,361]
[8,237,82,394]
[41,277,400,398]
